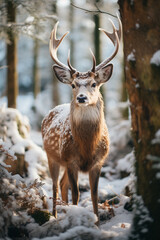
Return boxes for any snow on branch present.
[0,139,17,161]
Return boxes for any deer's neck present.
[70,97,105,159]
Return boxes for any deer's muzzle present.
[77,94,88,104]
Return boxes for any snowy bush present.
[0,106,48,180]
[0,106,51,238]
[0,165,49,239]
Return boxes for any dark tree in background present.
[93,0,106,105]
[51,1,60,106]
[7,0,18,108]
[33,37,40,99]
[94,0,101,65]
[118,0,160,239]
[69,0,75,68]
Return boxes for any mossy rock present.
[30,209,51,225]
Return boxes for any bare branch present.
[0,65,8,70]
[71,3,117,18]
[0,22,33,29]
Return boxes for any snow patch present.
[109,120,131,161]
[151,129,160,144]
[127,52,136,62]
[156,172,160,179]
[49,104,70,130]
[150,50,160,66]
[116,152,135,174]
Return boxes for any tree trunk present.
[70,0,75,68]
[94,7,101,65]
[94,0,106,107]
[118,0,160,239]
[68,0,75,101]
[121,64,128,119]
[7,0,18,108]
[33,38,40,99]
[52,1,60,106]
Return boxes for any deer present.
[41,16,121,221]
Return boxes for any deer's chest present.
[63,133,109,172]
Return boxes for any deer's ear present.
[53,65,72,84]
[96,64,113,84]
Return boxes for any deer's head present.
[50,17,122,106]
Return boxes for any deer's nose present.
[77,94,88,103]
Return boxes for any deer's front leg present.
[48,160,60,218]
[89,166,101,217]
[60,169,69,203]
[67,167,79,205]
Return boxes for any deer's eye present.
[91,83,96,88]
[71,84,75,89]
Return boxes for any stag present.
[42,17,121,220]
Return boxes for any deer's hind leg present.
[60,169,69,203]
[48,156,60,218]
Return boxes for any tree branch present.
[71,3,117,18]
[0,65,8,70]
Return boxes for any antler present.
[91,14,122,72]
[50,17,121,76]
[49,22,76,74]
[90,48,96,73]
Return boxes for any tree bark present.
[7,0,18,108]
[118,0,160,239]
